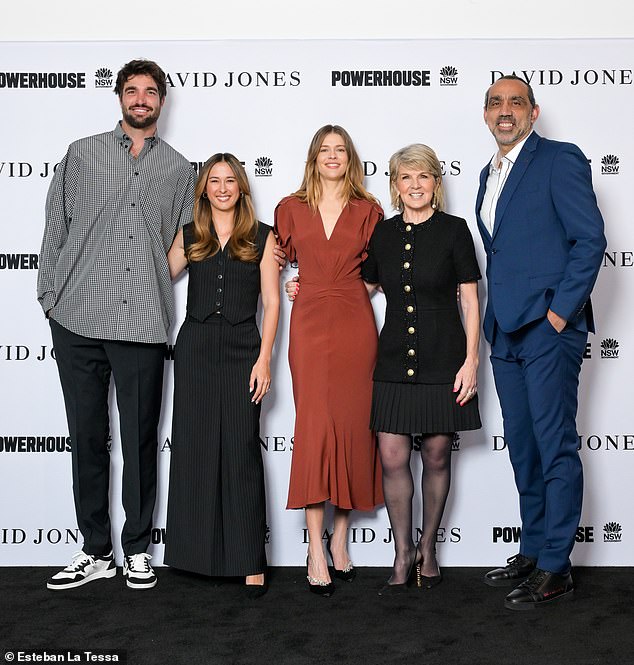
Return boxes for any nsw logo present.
[600,338,619,359]
[439,66,458,86]
[95,67,114,89]
[603,522,622,542]
[601,154,620,175]
[255,156,273,177]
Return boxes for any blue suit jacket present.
[475,131,606,343]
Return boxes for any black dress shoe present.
[306,555,335,597]
[504,568,574,610]
[378,553,421,595]
[325,537,356,582]
[484,553,537,587]
[420,571,442,589]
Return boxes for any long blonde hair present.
[293,125,378,211]
[187,153,259,263]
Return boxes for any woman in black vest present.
[164,153,279,597]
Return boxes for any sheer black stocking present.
[418,433,453,577]
[378,432,417,584]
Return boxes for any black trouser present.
[50,319,165,556]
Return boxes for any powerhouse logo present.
[150,525,271,545]
[493,524,622,544]
[0,71,86,89]
[332,69,432,87]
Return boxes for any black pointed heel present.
[325,534,356,582]
[378,550,421,595]
[306,555,335,597]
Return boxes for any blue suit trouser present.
[490,317,587,574]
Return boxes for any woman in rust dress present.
[275,125,383,596]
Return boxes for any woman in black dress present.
[361,144,481,593]
[164,153,279,596]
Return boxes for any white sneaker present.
[123,553,157,589]
[47,551,116,590]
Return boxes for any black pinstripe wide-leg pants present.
[164,315,267,576]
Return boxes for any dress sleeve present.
[453,218,482,283]
[361,202,384,262]
[273,197,297,263]
[361,224,379,284]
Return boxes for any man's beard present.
[123,106,160,129]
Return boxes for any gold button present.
[403,262,410,269]
[405,224,412,232]
[407,369,414,377]
[404,285,411,293]
[408,349,416,356]
[408,327,415,334]
[405,243,411,250]
[406,305,414,313]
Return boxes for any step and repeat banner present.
[0,40,631,567]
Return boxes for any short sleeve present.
[273,197,297,263]
[182,222,195,253]
[453,219,481,283]
[362,202,384,262]
[361,225,379,284]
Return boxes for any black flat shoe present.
[325,535,356,582]
[504,568,574,611]
[484,553,537,587]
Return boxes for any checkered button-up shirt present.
[38,122,195,343]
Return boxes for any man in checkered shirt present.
[37,59,195,591]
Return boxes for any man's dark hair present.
[114,59,167,100]
[484,74,536,109]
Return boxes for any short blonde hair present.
[389,144,445,213]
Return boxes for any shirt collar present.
[488,130,533,173]
[114,121,159,149]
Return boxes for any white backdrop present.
[0,39,631,567]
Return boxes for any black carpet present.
[2,567,632,665]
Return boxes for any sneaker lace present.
[127,553,152,572]
[66,551,94,572]
[506,553,529,567]
[524,568,548,591]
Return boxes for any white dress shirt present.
[480,132,532,236]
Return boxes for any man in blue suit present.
[476,75,606,610]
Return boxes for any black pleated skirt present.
[370,381,481,434]
[164,315,267,577]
